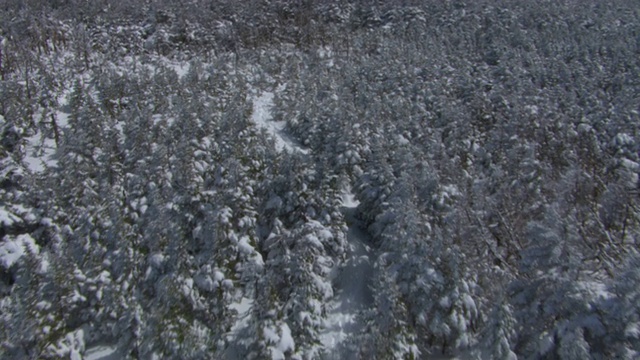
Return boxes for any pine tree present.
[477,300,517,360]
[604,252,640,358]
[358,266,420,360]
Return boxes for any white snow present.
[84,345,119,360]
[23,131,58,173]
[625,322,640,338]
[574,280,613,300]
[224,296,255,358]
[397,134,411,145]
[320,188,373,355]
[228,296,254,339]
[0,240,26,268]
[263,323,296,360]
[0,207,20,227]
[237,236,255,255]
[23,100,70,173]
[341,188,360,208]
[250,91,308,154]
[149,253,165,268]
[277,323,295,355]
[57,111,70,128]
[229,297,253,323]
[263,325,280,344]
[170,62,190,78]
[0,234,39,268]
[48,329,85,359]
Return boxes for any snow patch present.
[277,323,295,356]
[225,297,255,357]
[85,345,119,360]
[250,91,308,154]
[574,280,613,300]
[341,188,360,208]
[0,207,21,227]
[23,99,71,173]
[228,297,254,338]
[23,131,58,173]
[166,61,190,78]
[264,323,295,360]
[0,234,39,268]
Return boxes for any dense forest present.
[1,1,640,359]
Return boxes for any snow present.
[537,331,555,356]
[462,294,478,317]
[168,61,190,78]
[228,297,254,340]
[625,322,640,338]
[194,272,215,291]
[84,345,119,360]
[0,234,39,268]
[23,107,71,173]
[230,296,253,316]
[149,253,165,268]
[263,325,280,344]
[0,240,26,268]
[0,207,20,227]
[303,234,324,250]
[265,195,284,210]
[320,188,374,355]
[397,134,411,145]
[250,90,308,154]
[237,235,255,255]
[277,323,295,355]
[48,329,85,359]
[574,280,613,300]
[263,323,295,360]
[23,131,58,173]
[341,188,360,208]
[11,204,36,222]
[57,111,70,128]
[224,297,254,358]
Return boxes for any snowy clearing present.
[250,91,308,154]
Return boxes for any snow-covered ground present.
[320,189,375,358]
[250,90,308,154]
[84,345,119,360]
[23,88,72,173]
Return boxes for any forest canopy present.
[1,1,639,359]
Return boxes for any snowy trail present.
[250,90,308,154]
[250,87,377,355]
[320,190,376,357]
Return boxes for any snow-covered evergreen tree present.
[2,1,640,358]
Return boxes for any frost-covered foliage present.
[1,0,639,358]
